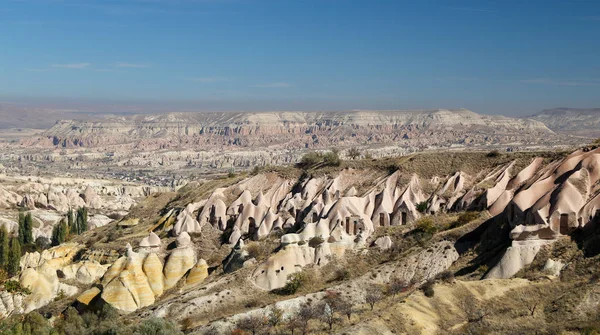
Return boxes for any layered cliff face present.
[25,109,556,150]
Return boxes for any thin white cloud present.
[25,68,53,72]
[581,16,600,21]
[435,76,478,81]
[115,62,149,68]
[52,63,91,69]
[189,76,228,83]
[520,78,600,87]
[253,82,291,88]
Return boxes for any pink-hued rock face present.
[486,148,600,279]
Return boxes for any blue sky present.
[1,0,599,115]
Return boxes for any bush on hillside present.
[347,147,361,160]
[308,236,324,248]
[486,150,501,158]
[298,149,341,168]
[416,201,428,213]
[415,217,437,235]
[422,280,435,297]
[448,211,480,229]
[130,317,183,335]
[436,270,455,283]
[4,280,31,295]
[279,271,306,295]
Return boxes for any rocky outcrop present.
[486,148,600,278]
[0,244,91,317]
[374,236,393,250]
[139,232,161,248]
[173,203,203,236]
[100,245,157,312]
[0,186,22,208]
[60,261,108,284]
[20,265,79,313]
[82,186,102,209]
[186,259,208,286]
[98,234,199,312]
[163,233,196,290]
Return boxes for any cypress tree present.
[23,213,34,245]
[76,207,88,234]
[8,238,21,276]
[0,226,8,267]
[51,220,68,246]
[17,212,25,245]
[67,208,75,235]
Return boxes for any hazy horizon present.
[1,95,599,119]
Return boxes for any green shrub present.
[18,311,53,335]
[486,150,501,158]
[245,241,274,261]
[436,270,455,283]
[277,269,322,295]
[333,268,351,281]
[347,147,361,160]
[4,280,31,295]
[227,169,236,178]
[55,307,86,335]
[422,280,435,297]
[416,201,428,213]
[322,150,341,166]
[308,236,325,248]
[298,149,341,168]
[448,211,480,229]
[299,152,322,167]
[279,271,306,295]
[35,236,51,251]
[130,317,183,335]
[415,217,437,235]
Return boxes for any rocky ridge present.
[25,109,558,151]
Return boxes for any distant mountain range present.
[529,108,600,137]
[20,109,561,150]
[3,106,600,147]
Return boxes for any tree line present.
[0,207,88,279]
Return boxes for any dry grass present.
[167,177,244,209]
